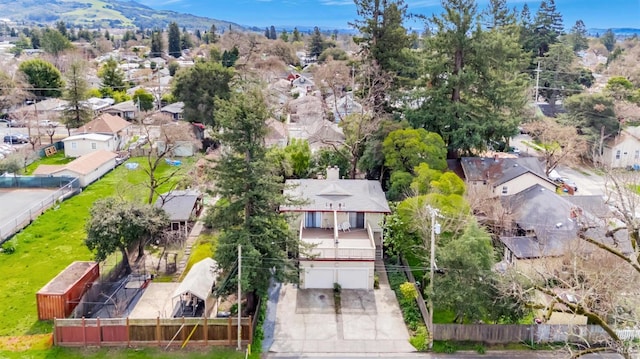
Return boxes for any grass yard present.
[0,157,194,337]
[23,153,74,175]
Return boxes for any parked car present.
[7,119,26,127]
[561,177,578,192]
[4,135,28,144]
[39,120,60,127]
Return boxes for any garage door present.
[304,268,334,289]
[337,268,369,289]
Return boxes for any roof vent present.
[555,222,563,228]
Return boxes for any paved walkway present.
[265,260,415,355]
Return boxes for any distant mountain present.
[587,28,640,37]
[0,0,244,30]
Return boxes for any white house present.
[600,126,640,169]
[281,167,390,290]
[33,150,118,187]
[62,133,115,158]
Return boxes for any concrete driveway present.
[268,283,415,355]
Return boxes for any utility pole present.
[427,206,440,350]
[534,60,541,103]
[237,244,242,351]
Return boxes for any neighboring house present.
[499,184,623,270]
[291,74,315,93]
[76,113,131,140]
[160,102,184,121]
[326,92,364,123]
[103,100,138,120]
[265,118,287,148]
[9,98,68,123]
[62,133,115,158]
[33,150,118,187]
[281,167,391,290]
[459,157,556,197]
[600,126,640,169]
[155,190,204,236]
[84,97,115,114]
[287,95,345,152]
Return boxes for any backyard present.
[0,156,194,339]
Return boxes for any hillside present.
[0,0,243,30]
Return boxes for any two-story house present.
[281,167,390,290]
[599,126,640,169]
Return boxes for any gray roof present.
[161,102,184,114]
[172,258,217,301]
[106,100,137,112]
[281,179,390,213]
[155,190,201,222]
[461,157,552,187]
[500,184,627,259]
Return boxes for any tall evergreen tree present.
[408,0,529,156]
[531,0,563,57]
[150,30,163,57]
[308,26,325,58]
[62,60,91,132]
[568,20,589,52]
[208,24,218,44]
[483,0,515,29]
[292,27,301,42]
[168,22,181,58]
[601,29,616,52]
[41,27,72,57]
[212,88,299,312]
[195,29,201,40]
[269,25,277,40]
[264,27,270,39]
[279,29,289,42]
[98,57,125,97]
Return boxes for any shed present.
[36,261,99,320]
[171,258,218,317]
[155,190,203,236]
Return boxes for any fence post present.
[82,317,86,347]
[204,316,208,346]
[228,317,232,345]
[126,317,130,348]
[97,317,101,347]
[248,316,253,343]
[156,317,161,347]
[53,317,57,346]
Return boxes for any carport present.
[171,258,218,317]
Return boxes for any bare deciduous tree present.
[527,119,588,175]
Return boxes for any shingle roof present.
[161,102,184,114]
[155,190,202,222]
[33,150,117,176]
[460,157,552,187]
[281,179,390,213]
[63,133,113,142]
[75,113,131,135]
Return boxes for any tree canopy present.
[18,58,63,98]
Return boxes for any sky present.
[137,0,640,30]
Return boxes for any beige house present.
[600,126,640,169]
[33,150,118,187]
[62,134,115,158]
[460,157,556,196]
[281,167,390,290]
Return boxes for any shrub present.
[409,325,428,351]
[1,242,15,254]
[374,274,380,289]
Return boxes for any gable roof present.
[62,133,113,142]
[172,258,217,302]
[460,157,552,188]
[33,150,117,176]
[75,114,131,135]
[161,102,184,115]
[282,179,390,213]
[105,100,137,112]
[155,189,202,222]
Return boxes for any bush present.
[374,274,380,289]
[409,325,428,351]
[0,242,15,254]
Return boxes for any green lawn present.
[23,153,74,175]
[0,157,193,337]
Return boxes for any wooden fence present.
[54,317,252,348]
[433,324,640,345]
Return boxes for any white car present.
[39,120,60,127]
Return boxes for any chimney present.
[326,166,340,180]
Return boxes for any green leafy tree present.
[568,19,589,52]
[212,88,299,313]
[279,29,289,42]
[606,76,634,101]
[537,43,582,115]
[18,58,63,98]
[85,198,167,274]
[382,128,447,174]
[563,93,618,145]
[601,29,616,52]
[41,27,72,57]
[172,60,233,128]
[133,88,155,111]
[221,46,239,68]
[292,27,301,42]
[180,31,193,50]
[168,61,179,76]
[168,22,181,58]
[62,60,92,133]
[435,221,497,323]
[284,138,311,178]
[98,57,126,97]
[207,24,218,44]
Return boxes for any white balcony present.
[299,224,376,260]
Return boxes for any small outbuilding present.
[37,261,99,320]
[33,150,118,187]
[155,190,203,236]
[171,258,218,317]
